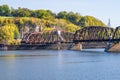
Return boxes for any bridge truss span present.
[112,26,120,40]
[73,26,115,42]
[22,30,74,44]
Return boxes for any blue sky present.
[0,0,120,27]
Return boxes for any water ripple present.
[64,60,102,64]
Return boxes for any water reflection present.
[57,51,64,68]
[0,54,16,80]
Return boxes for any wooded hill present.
[0,4,106,44]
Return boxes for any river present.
[0,49,120,80]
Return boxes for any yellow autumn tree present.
[0,24,20,44]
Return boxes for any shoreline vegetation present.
[0,4,106,45]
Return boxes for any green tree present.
[56,11,68,19]
[46,10,56,18]
[0,4,11,16]
[11,8,19,17]
[17,7,31,17]
[78,17,86,27]
[30,10,37,17]
[66,12,82,25]
[35,9,53,20]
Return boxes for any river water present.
[0,49,120,80]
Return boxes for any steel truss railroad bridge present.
[22,26,120,44]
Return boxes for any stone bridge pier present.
[69,43,82,50]
[105,26,120,52]
[105,42,120,52]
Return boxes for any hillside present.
[0,4,106,44]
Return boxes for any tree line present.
[0,4,106,27]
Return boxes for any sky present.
[0,0,120,28]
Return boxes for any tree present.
[30,10,37,17]
[11,8,19,17]
[35,9,53,20]
[78,16,106,27]
[0,24,20,44]
[46,10,56,18]
[78,17,86,27]
[17,7,31,17]
[0,4,11,16]
[66,12,82,25]
[56,11,68,19]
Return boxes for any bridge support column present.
[69,43,82,50]
[57,42,61,50]
[105,42,120,52]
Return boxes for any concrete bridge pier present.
[105,42,120,52]
[68,43,82,50]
